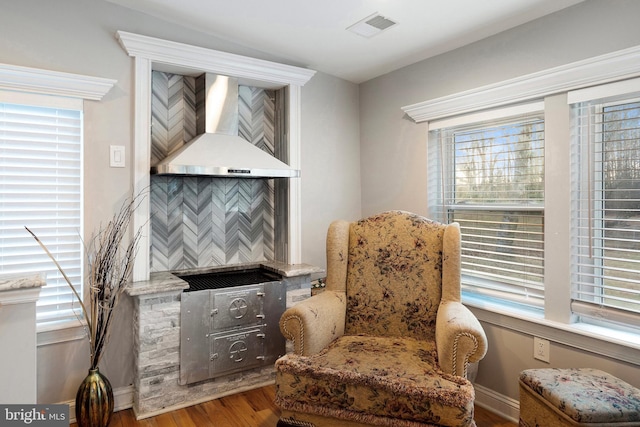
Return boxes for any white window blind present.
[429,110,545,309]
[571,94,640,329]
[0,99,83,327]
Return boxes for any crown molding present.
[402,44,640,123]
[0,63,116,100]
[116,31,316,87]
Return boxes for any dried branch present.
[24,226,91,328]
[26,194,143,370]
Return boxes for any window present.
[0,94,83,328]
[406,46,640,350]
[429,92,640,334]
[429,105,545,311]
[571,89,640,329]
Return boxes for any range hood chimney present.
[151,74,299,178]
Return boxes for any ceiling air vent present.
[347,13,397,38]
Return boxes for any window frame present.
[405,45,640,359]
[429,103,547,312]
[448,92,640,357]
[0,92,85,330]
[570,89,640,330]
[0,63,115,343]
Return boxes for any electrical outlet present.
[533,337,550,363]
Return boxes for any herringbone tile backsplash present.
[150,72,276,272]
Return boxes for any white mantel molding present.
[117,31,316,281]
[0,287,42,306]
[0,273,44,306]
[402,44,640,123]
[116,31,316,87]
[0,63,116,101]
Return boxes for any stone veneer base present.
[132,290,283,418]
[129,262,322,419]
[133,370,276,420]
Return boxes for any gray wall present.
[359,0,640,404]
[0,0,361,404]
[301,72,362,271]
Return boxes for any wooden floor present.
[71,385,517,427]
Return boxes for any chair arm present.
[436,301,488,378]
[279,290,346,356]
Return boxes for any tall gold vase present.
[75,368,114,427]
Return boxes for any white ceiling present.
[107,0,584,83]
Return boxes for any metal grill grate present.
[179,269,280,292]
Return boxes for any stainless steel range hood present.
[151,74,299,178]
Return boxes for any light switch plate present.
[110,145,125,168]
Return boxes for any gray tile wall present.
[150,72,276,272]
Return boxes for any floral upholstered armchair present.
[275,211,488,427]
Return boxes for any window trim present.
[403,45,640,123]
[0,63,116,100]
[0,63,114,343]
[436,90,640,358]
[406,45,640,361]
[467,303,640,365]
[429,102,545,130]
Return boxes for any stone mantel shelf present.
[0,273,45,292]
[127,262,324,297]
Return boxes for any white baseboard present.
[474,383,520,424]
[63,385,134,424]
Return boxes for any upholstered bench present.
[519,368,640,426]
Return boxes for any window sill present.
[463,295,640,366]
[37,319,87,346]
